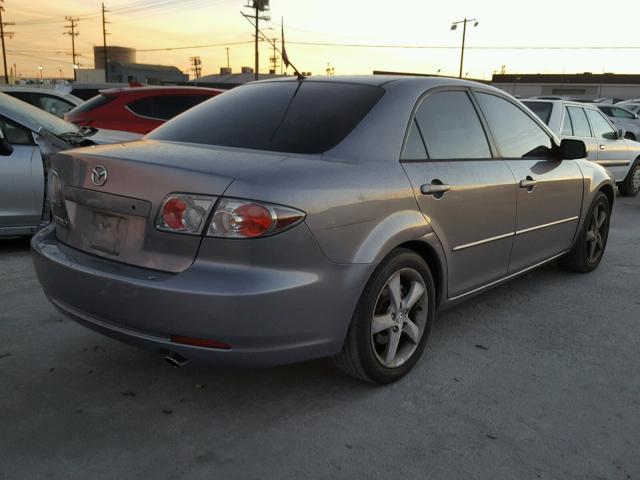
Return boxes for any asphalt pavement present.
[1,195,638,480]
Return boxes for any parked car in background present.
[0,93,136,237]
[595,105,640,140]
[523,99,640,196]
[65,86,223,135]
[32,76,614,384]
[0,86,83,118]
[61,82,129,101]
[617,102,640,114]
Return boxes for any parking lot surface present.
[1,195,638,480]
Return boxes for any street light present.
[451,18,478,79]
[37,65,43,87]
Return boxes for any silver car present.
[0,86,83,118]
[31,76,615,384]
[522,99,640,196]
[0,92,139,237]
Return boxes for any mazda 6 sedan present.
[32,76,615,384]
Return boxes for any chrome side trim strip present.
[448,251,568,301]
[452,232,515,252]
[515,216,579,236]
[596,160,631,167]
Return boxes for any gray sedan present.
[31,76,614,383]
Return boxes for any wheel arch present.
[395,238,447,308]
[599,183,615,210]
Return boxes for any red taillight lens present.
[208,199,305,238]
[162,197,188,230]
[155,194,216,234]
[74,120,93,127]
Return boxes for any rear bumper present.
[31,224,371,367]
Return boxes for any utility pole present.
[101,3,110,82]
[0,0,15,85]
[64,16,79,81]
[226,47,230,69]
[190,56,202,79]
[269,37,280,74]
[451,18,478,79]
[242,1,270,81]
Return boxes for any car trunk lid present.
[51,140,286,273]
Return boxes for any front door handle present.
[420,183,450,196]
[599,144,606,150]
[519,177,537,191]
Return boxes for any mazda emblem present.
[91,165,108,187]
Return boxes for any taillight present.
[155,195,305,238]
[207,198,305,238]
[47,169,68,225]
[74,120,93,127]
[155,194,216,234]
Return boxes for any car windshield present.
[0,91,80,137]
[148,81,385,154]
[522,101,553,125]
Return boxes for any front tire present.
[334,249,436,384]
[618,160,640,197]
[558,192,611,273]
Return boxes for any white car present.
[0,92,136,237]
[595,104,640,141]
[0,86,83,118]
[523,99,640,196]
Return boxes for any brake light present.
[155,194,216,234]
[208,198,305,238]
[155,195,305,238]
[47,169,68,225]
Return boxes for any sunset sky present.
[7,0,639,80]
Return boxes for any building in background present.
[190,66,287,89]
[93,46,137,70]
[492,73,640,100]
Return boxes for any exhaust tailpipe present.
[165,352,190,368]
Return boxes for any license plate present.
[89,211,128,256]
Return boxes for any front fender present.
[574,159,616,239]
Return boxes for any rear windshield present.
[69,94,115,114]
[522,101,553,125]
[148,81,385,154]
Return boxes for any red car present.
[65,86,223,135]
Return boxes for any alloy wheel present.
[631,165,640,193]
[585,202,608,264]
[370,268,428,368]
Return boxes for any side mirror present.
[0,138,13,156]
[617,128,626,139]
[559,138,586,160]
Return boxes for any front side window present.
[567,107,591,137]
[611,107,635,119]
[476,93,553,158]
[412,90,491,160]
[585,109,617,139]
[0,116,33,145]
[36,95,75,118]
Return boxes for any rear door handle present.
[519,178,538,190]
[599,144,606,150]
[420,183,450,196]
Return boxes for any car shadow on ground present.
[0,236,32,255]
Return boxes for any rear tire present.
[558,192,611,273]
[334,248,436,384]
[618,160,640,197]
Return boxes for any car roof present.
[522,98,603,109]
[251,74,503,97]
[0,86,82,101]
[99,85,223,96]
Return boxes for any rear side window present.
[128,95,212,120]
[401,119,428,160]
[522,101,553,125]
[561,107,573,136]
[567,107,591,137]
[585,109,617,139]
[4,91,33,104]
[411,90,491,160]
[36,95,75,117]
[0,116,34,145]
[70,94,115,114]
[477,93,553,158]
[149,81,384,154]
